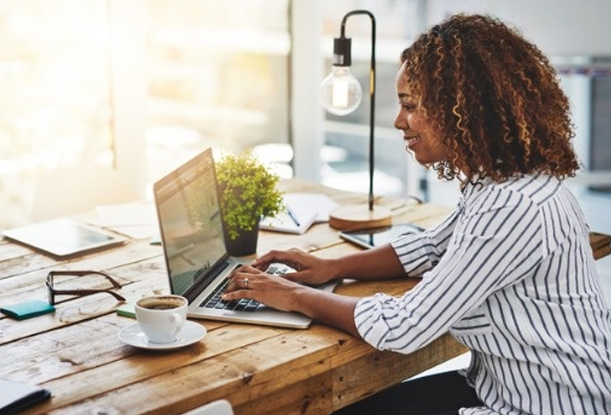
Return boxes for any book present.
[260,193,339,234]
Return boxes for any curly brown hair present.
[400,14,580,183]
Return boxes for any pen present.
[286,208,301,227]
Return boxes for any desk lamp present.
[319,10,392,230]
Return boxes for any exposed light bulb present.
[319,66,362,116]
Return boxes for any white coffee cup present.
[135,295,188,344]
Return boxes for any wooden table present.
[0,179,608,415]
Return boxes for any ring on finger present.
[242,278,249,288]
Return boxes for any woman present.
[223,14,611,414]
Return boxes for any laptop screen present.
[154,149,227,297]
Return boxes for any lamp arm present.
[340,10,376,211]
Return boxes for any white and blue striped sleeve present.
[354,186,543,354]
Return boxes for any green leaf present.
[215,150,284,240]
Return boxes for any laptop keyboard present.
[198,263,289,312]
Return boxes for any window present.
[144,0,291,182]
[0,0,290,229]
[0,0,112,228]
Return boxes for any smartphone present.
[339,223,424,249]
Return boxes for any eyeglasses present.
[46,270,126,305]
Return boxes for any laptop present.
[153,148,336,329]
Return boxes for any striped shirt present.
[354,174,611,414]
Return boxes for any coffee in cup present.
[135,295,188,344]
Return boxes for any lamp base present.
[328,204,392,230]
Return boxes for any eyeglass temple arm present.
[47,270,122,288]
[49,287,126,302]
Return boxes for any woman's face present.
[394,63,447,165]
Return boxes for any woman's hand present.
[251,249,340,286]
[220,245,404,338]
[222,263,361,337]
[222,265,310,312]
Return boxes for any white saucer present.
[118,321,206,350]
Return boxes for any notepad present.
[115,302,136,319]
[260,193,338,234]
[0,300,55,320]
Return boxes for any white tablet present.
[339,223,423,249]
[3,218,125,257]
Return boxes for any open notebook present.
[260,193,338,234]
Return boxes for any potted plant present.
[215,150,284,256]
